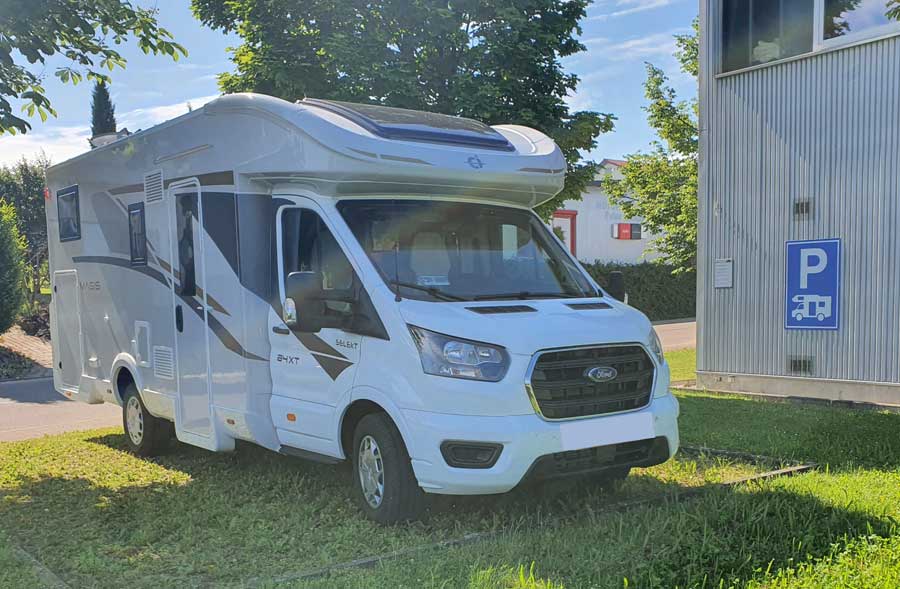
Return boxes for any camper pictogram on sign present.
[785,239,841,330]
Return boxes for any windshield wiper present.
[389,281,469,302]
[472,291,583,301]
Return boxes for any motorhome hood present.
[398,299,653,356]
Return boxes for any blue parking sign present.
[785,239,841,330]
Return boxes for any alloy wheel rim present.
[358,435,385,508]
[125,397,144,446]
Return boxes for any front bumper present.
[402,392,680,495]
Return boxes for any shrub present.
[583,261,695,321]
[0,200,26,334]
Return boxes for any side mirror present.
[284,271,354,333]
[607,271,627,302]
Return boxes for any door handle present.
[175,305,184,333]
[272,325,290,335]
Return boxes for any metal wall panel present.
[699,1,900,384]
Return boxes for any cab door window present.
[281,208,355,317]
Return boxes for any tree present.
[191,0,614,215]
[0,155,51,303]
[91,81,117,136]
[0,1,186,135]
[601,21,698,273]
[0,199,26,334]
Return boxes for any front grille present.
[527,345,655,419]
[525,437,669,481]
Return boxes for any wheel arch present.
[110,353,142,406]
[339,387,414,461]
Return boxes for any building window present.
[722,0,814,72]
[612,223,644,240]
[128,202,147,266]
[819,0,900,48]
[57,186,81,242]
[722,0,900,73]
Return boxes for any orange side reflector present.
[44,187,50,201]
[286,413,297,422]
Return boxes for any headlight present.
[408,325,510,382]
[648,327,669,398]
[648,327,665,365]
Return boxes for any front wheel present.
[351,413,427,524]
[122,383,171,457]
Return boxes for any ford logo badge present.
[585,366,618,383]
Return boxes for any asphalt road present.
[0,378,121,442]
[655,320,697,351]
[0,321,697,443]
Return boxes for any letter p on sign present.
[800,248,827,288]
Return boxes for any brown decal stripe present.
[311,354,354,380]
[108,171,235,195]
[72,255,263,362]
[296,333,347,359]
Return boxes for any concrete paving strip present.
[241,447,816,587]
[6,540,71,589]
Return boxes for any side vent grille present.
[788,355,814,375]
[467,305,537,314]
[793,198,812,219]
[153,346,175,379]
[144,171,164,202]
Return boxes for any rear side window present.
[57,186,81,242]
[128,202,147,266]
[176,192,197,296]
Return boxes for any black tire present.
[592,466,631,490]
[351,413,427,524]
[122,383,171,457]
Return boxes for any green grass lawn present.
[665,347,697,382]
[3,374,900,587]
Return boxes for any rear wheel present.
[122,383,171,456]
[351,413,427,524]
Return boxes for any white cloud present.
[589,0,677,21]
[583,30,687,62]
[0,94,221,167]
[0,125,90,167]
[118,94,220,131]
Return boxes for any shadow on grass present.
[677,392,900,470]
[1,428,894,588]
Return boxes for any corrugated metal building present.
[697,0,900,405]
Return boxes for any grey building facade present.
[697,0,900,405]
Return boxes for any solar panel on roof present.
[302,98,515,151]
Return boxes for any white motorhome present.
[45,93,679,522]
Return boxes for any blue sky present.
[0,0,697,168]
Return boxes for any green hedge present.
[0,200,26,334]
[583,261,695,322]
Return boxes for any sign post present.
[785,239,841,330]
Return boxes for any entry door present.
[270,203,362,422]
[53,270,82,390]
[170,182,212,439]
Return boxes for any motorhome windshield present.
[338,200,597,302]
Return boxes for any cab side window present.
[282,208,355,314]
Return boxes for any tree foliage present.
[0,0,186,135]
[0,199,26,334]
[191,0,615,214]
[601,21,698,273]
[91,81,117,136]
[0,155,51,302]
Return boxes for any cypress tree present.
[91,82,117,136]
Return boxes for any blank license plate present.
[559,411,654,452]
